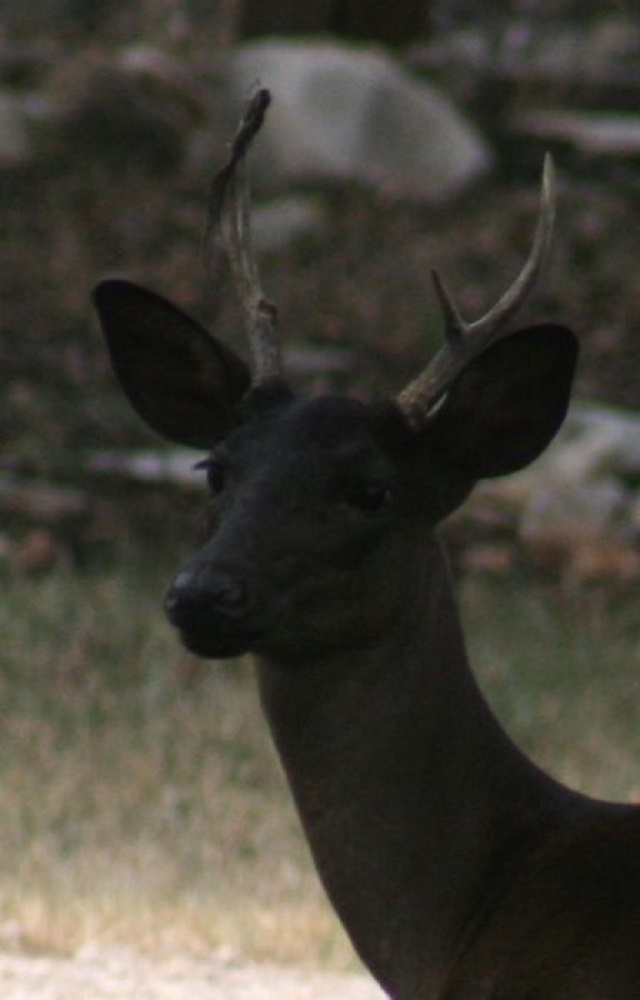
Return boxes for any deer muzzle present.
[165,568,262,659]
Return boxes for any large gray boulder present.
[227,40,491,202]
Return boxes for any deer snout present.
[165,571,249,629]
[164,567,261,658]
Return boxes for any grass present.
[463,578,640,803]
[0,556,343,967]
[1,555,639,967]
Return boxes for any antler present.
[396,154,557,429]
[208,88,284,387]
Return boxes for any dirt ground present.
[0,949,385,999]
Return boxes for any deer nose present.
[165,572,249,629]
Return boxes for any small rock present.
[520,477,631,546]
[517,110,640,158]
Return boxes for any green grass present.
[1,557,639,965]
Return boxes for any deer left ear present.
[93,278,252,449]
[423,324,578,481]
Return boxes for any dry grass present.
[0,559,348,967]
[464,578,640,803]
[1,557,639,967]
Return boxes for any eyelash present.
[194,458,226,495]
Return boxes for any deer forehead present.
[220,394,402,478]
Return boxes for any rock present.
[536,405,640,485]
[227,40,492,202]
[516,109,640,158]
[517,406,640,581]
[458,404,640,583]
[520,478,632,565]
[88,450,199,487]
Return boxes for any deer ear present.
[424,324,578,480]
[93,279,251,449]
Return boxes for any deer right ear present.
[93,279,252,449]
[420,323,578,482]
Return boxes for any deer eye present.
[194,458,225,495]
[342,480,393,514]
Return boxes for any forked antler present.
[397,154,557,429]
[208,88,284,387]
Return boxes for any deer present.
[93,90,640,999]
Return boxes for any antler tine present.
[397,154,557,429]
[207,88,284,387]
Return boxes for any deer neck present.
[256,538,579,998]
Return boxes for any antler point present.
[431,269,465,346]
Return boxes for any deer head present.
[93,90,577,668]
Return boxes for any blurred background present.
[1,0,639,972]
[2,0,640,571]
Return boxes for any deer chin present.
[176,625,263,661]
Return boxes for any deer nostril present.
[165,573,249,628]
[211,576,248,619]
